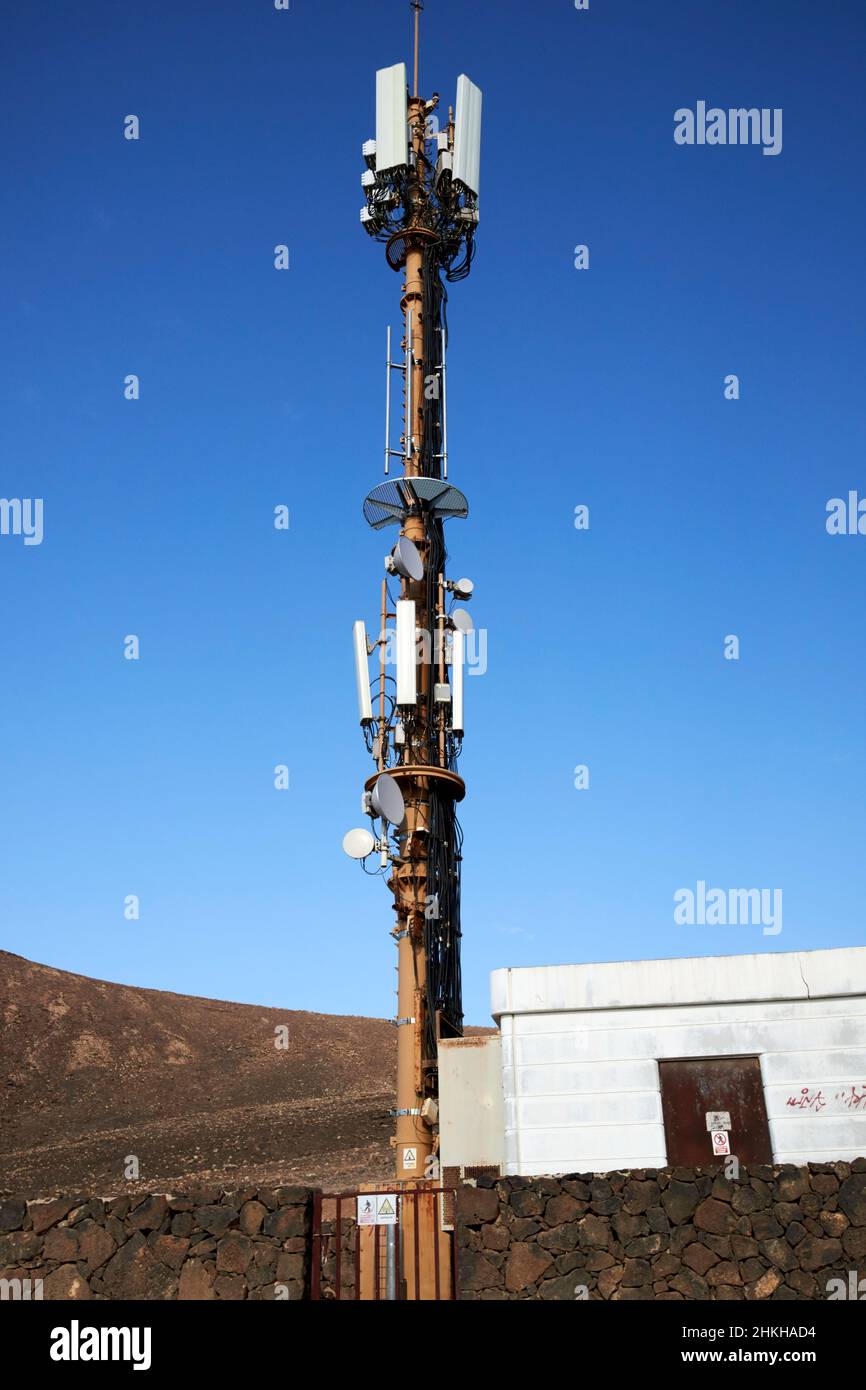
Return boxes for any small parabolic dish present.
[371,772,405,824]
[451,607,474,635]
[342,827,376,860]
[390,536,424,582]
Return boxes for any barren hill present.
[0,951,401,1197]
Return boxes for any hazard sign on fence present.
[357,1194,398,1226]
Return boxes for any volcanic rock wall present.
[457,1162,866,1300]
[0,1186,312,1300]
[6,1163,866,1301]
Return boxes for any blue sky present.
[1,0,864,1025]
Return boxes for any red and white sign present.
[711,1129,731,1156]
[357,1196,376,1226]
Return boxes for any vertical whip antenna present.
[412,1,423,98]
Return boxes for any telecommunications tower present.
[342,2,482,1184]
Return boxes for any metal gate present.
[310,1186,458,1300]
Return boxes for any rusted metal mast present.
[354,1,481,1188]
[391,4,435,1185]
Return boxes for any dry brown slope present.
[0,950,398,1196]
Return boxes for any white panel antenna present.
[451,629,465,736]
[376,63,409,173]
[453,74,482,197]
[353,621,373,724]
[395,599,417,707]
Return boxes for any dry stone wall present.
[7,1162,866,1301]
[0,1186,312,1300]
[457,1161,866,1300]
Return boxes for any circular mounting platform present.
[364,765,465,802]
[363,476,469,531]
[386,226,439,271]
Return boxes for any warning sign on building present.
[402,1146,418,1170]
[711,1130,731,1156]
[705,1111,731,1132]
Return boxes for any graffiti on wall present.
[785,1085,866,1113]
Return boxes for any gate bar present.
[311,1191,322,1301]
[335,1195,342,1298]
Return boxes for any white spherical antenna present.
[453,577,474,599]
[370,772,405,824]
[342,827,376,860]
[451,607,474,635]
[388,536,424,582]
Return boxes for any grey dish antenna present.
[387,536,424,582]
[371,772,405,824]
[451,607,474,635]
[343,827,377,860]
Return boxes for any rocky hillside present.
[0,951,399,1197]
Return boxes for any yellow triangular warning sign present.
[377,1197,395,1215]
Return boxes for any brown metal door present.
[658,1056,772,1165]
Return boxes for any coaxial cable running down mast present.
[342,3,482,1186]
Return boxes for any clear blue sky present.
[2,0,864,1025]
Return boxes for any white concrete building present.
[439,946,866,1177]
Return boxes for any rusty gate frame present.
[310,1186,458,1300]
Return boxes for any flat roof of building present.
[491,946,866,1019]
